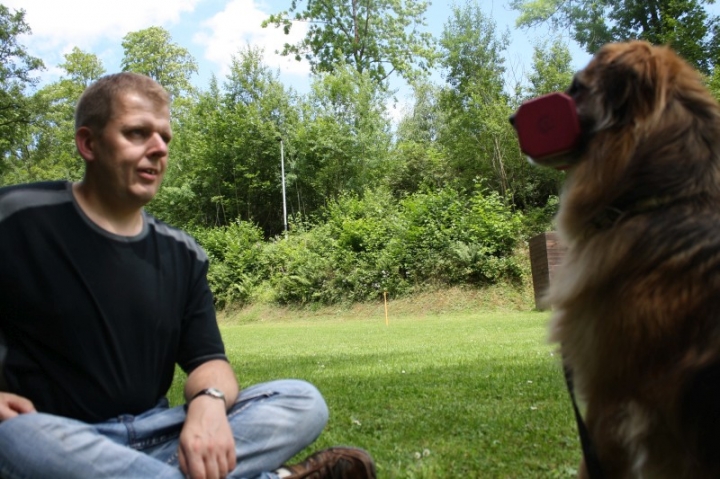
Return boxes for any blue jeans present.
[0,379,328,479]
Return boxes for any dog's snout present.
[509,114,516,127]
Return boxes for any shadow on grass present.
[236,353,580,479]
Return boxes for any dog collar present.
[591,195,682,230]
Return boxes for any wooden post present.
[529,231,567,310]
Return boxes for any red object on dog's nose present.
[512,92,581,161]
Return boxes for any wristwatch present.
[190,387,226,403]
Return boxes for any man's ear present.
[75,126,96,162]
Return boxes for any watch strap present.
[190,387,226,403]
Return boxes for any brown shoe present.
[283,447,377,479]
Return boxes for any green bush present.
[259,190,408,305]
[393,187,524,285]
[521,194,558,238]
[260,224,340,304]
[191,220,264,308]
[191,186,525,308]
[323,189,410,301]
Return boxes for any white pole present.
[280,138,288,238]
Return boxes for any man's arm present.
[0,392,36,420]
[179,359,240,479]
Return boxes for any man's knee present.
[0,412,97,449]
[267,379,328,423]
[0,413,93,478]
[230,379,329,435]
[0,412,67,439]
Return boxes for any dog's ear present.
[596,43,664,125]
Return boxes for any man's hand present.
[178,396,236,479]
[0,392,36,420]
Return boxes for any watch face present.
[205,388,225,399]
[193,387,225,401]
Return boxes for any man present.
[0,72,376,479]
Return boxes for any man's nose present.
[149,133,169,155]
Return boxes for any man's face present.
[88,92,172,208]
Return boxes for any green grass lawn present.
[170,310,581,478]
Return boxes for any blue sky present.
[12,0,591,104]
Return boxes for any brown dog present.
[516,41,720,478]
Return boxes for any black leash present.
[563,365,606,479]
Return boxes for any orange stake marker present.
[384,291,389,326]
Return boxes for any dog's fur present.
[541,41,720,478]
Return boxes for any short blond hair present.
[75,72,170,132]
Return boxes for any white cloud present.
[193,0,310,80]
[10,0,318,92]
[8,0,203,86]
[7,0,199,48]
[11,0,312,88]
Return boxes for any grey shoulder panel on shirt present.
[0,185,72,224]
[146,216,208,263]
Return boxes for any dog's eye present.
[568,79,581,95]
[567,78,586,98]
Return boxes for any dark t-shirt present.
[0,181,227,423]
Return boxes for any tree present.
[150,46,302,236]
[3,48,105,185]
[512,40,569,212]
[262,0,436,86]
[35,50,105,170]
[0,5,44,172]
[511,0,720,73]
[388,80,449,195]
[525,39,574,98]
[437,2,514,200]
[60,47,105,88]
[293,63,392,212]
[121,26,198,98]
